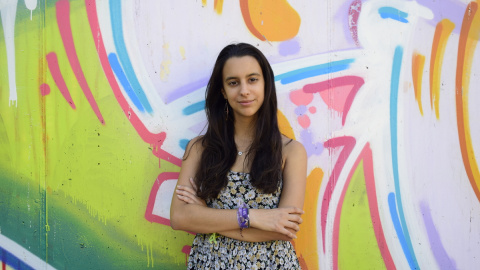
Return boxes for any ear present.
[221,88,227,99]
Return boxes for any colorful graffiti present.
[1,0,479,269]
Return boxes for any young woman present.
[170,43,307,269]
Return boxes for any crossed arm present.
[169,137,307,242]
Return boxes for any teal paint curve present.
[390,46,420,269]
[109,0,153,113]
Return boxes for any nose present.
[239,80,250,96]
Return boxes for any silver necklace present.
[238,151,243,156]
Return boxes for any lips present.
[238,100,254,105]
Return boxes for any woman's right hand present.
[175,178,207,207]
[249,207,304,239]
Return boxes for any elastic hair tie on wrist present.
[209,233,219,244]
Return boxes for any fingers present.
[176,184,207,206]
[189,178,198,192]
[176,185,199,202]
[282,227,297,239]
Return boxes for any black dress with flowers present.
[187,171,300,270]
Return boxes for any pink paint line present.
[144,172,177,226]
[46,53,76,108]
[144,172,195,234]
[332,143,395,270]
[321,136,356,252]
[303,76,364,125]
[84,0,181,166]
[362,144,396,270]
[56,0,105,124]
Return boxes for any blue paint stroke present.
[183,100,205,115]
[110,0,153,113]
[419,201,457,270]
[274,59,355,84]
[179,139,189,150]
[388,193,416,269]
[390,46,420,270]
[108,53,145,112]
[378,7,409,23]
[165,77,209,104]
[1,247,35,270]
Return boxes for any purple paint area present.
[278,39,301,56]
[420,201,457,270]
[300,129,323,157]
[416,0,467,34]
[294,105,307,116]
[164,77,209,104]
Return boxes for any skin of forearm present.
[171,204,240,233]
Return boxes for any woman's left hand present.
[175,178,207,207]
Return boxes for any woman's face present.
[221,56,265,121]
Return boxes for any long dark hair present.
[193,43,283,200]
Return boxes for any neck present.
[233,117,255,147]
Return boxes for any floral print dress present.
[187,171,300,270]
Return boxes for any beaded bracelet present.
[237,202,250,237]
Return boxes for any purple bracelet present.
[237,203,250,229]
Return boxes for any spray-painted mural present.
[1,0,479,269]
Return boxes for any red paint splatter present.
[46,53,76,108]
[56,0,105,124]
[298,114,311,129]
[304,76,364,125]
[182,245,192,266]
[348,0,362,47]
[40,83,51,96]
[290,88,314,106]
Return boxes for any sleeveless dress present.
[187,171,300,269]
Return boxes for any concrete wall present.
[1,0,479,269]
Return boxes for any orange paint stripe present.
[239,0,266,41]
[429,19,455,119]
[456,1,480,202]
[412,52,425,115]
[295,168,323,270]
[214,0,223,14]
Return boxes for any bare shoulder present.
[281,135,306,158]
[183,135,205,161]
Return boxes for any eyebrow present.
[224,73,262,82]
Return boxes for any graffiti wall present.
[0,0,479,269]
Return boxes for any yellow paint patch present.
[247,0,301,41]
[430,19,455,119]
[294,168,323,270]
[179,46,186,60]
[277,110,295,139]
[160,43,172,81]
